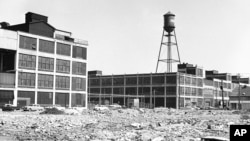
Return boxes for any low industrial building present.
[0,12,88,108]
[89,64,208,108]
[88,63,246,109]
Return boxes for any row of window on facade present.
[203,88,231,97]
[19,53,86,75]
[18,91,86,107]
[89,75,204,87]
[18,72,86,91]
[19,35,87,59]
[89,86,203,96]
[89,76,177,86]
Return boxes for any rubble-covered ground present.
[0,108,250,141]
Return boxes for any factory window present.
[185,77,191,85]
[38,57,54,71]
[214,81,219,88]
[152,87,164,95]
[18,91,35,104]
[71,93,86,107]
[166,75,177,84]
[185,87,191,96]
[72,77,86,91]
[125,87,137,95]
[56,76,70,89]
[138,87,150,96]
[227,83,231,89]
[180,87,185,95]
[179,97,184,107]
[179,75,185,85]
[101,77,112,86]
[72,61,86,75]
[138,76,150,85]
[90,88,100,94]
[73,46,87,60]
[191,78,196,86]
[198,88,203,96]
[191,88,196,96]
[19,35,37,50]
[113,77,124,86]
[113,88,124,95]
[37,92,53,105]
[56,59,70,73]
[39,39,55,54]
[166,86,176,95]
[89,78,100,86]
[197,79,203,87]
[101,88,112,94]
[152,76,164,85]
[57,43,71,56]
[126,77,137,85]
[55,93,69,107]
[38,74,53,89]
[18,72,35,87]
[19,53,36,69]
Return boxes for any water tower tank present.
[164,11,175,33]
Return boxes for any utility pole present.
[238,74,241,110]
[220,80,224,109]
[238,82,241,110]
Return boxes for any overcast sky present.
[1,0,250,76]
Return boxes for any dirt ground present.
[0,108,249,141]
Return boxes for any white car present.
[109,104,122,109]
[23,104,44,111]
[93,105,109,111]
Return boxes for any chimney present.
[25,12,48,23]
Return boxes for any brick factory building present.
[0,12,88,108]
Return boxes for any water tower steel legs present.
[156,30,181,73]
[167,32,172,72]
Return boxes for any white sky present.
[1,0,250,76]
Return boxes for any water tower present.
[156,12,181,73]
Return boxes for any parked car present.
[93,105,109,111]
[2,104,21,111]
[109,104,122,109]
[23,104,44,111]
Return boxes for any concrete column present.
[13,90,18,106]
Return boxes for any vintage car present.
[23,104,44,111]
[2,104,21,111]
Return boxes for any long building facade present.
[88,63,239,109]
[0,12,88,108]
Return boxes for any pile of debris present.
[0,108,247,140]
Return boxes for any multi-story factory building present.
[0,12,88,108]
[88,63,205,108]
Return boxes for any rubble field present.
[0,108,250,141]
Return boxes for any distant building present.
[88,63,243,109]
[88,64,205,108]
[0,12,88,108]
[230,83,250,110]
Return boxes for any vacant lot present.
[0,108,249,141]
